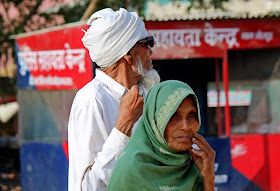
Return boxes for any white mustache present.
[140,69,160,91]
[134,55,160,90]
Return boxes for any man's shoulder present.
[74,79,103,104]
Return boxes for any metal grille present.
[228,48,280,81]
[18,90,77,143]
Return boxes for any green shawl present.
[108,80,203,191]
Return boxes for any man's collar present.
[95,69,127,99]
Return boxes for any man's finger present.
[130,85,139,92]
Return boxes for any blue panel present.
[206,137,232,190]
[206,137,262,191]
[227,168,263,191]
[15,42,36,90]
[20,143,68,191]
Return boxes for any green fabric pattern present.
[108,80,203,191]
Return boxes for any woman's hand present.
[188,133,216,191]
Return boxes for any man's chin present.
[141,69,160,91]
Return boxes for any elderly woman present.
[108,80,216,191]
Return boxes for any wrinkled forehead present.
[155,87,195,131]
[186,94,199,110]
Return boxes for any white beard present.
[135,55,160,91]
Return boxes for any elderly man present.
[68,8,160,191]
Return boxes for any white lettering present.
[231,143,247,159]
[148,29,201,48]
[241,32,254,40]
[28,75,35,86]
[204,23,239,48]
[17,52,29,76]
[148,24,239,49]
[17,44,86,76]
[241,30,274,42]
[29,75,73,87]
[214,163,219,172]
[255,30,274,42]
[215,174,228,184]
[65,43,86,73]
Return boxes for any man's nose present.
[149,47,153,56]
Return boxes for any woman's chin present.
[172,143,192,152]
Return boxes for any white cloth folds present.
[82,8,148,68]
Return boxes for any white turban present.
[82,8,148,68]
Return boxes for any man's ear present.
[123,54,133,65]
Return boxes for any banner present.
[146,18,280,59]
[16,24,92,90]
[15,18,280,88]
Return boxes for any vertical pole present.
[222,52,231,136]
[215,59,222,136]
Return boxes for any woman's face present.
[164,96,200,151]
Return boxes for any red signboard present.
[145,18,280,59]
[231,134,280,191]
[16,23,92,90]
[16,18,280,89]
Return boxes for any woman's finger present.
[192,135,216,160]
[189,149,198,161]
[194,133,212,149]
[191,148,208,159]
[192,137,211,155]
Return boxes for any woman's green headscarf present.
[108,80,203,191]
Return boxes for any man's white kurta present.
[68,69,146,191]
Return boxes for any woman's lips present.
[175,136,192,142]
